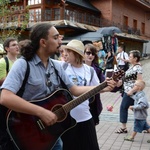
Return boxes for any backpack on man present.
[0,59,30,150]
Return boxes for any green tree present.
[0,0,29,43]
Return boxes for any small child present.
[124,80,150,142]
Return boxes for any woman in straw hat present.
[61,40,100,150]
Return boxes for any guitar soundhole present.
[52,104,67,122]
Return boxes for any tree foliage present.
[0,0,29,43]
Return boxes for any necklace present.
[71,65,87,86]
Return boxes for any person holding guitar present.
[0,23,116,150]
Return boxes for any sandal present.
[124,136,134,142]
[115,128,128,134]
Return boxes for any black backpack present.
[0,59,30,150]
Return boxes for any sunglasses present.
[85,51,95,56]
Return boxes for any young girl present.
[84,43,105,125]
[61,40,100,150]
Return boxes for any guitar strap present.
[16,59,30,97]
[51,60,69,90]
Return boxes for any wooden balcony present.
[0,7,100,35]
[28,8,100,27]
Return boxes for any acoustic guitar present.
[6,70,126,150]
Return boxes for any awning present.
[116,33,149,43]
[27,20,99,32]
[63,32,103,43]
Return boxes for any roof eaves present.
[116,33,149,43]
[66,0,100,12]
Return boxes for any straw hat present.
[62,40,84,57]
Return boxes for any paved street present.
[96,58,150,150]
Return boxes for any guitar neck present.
[63,81,107,113]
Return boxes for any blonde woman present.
[61,40,100,150]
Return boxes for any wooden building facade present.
[0,0,149,53]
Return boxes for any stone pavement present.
[96,59,150,150]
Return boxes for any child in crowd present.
[124,80,150,142]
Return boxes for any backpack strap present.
[51,60,69,90]
[62,62,94,85]
[16,59,30,97]
[123,52,128,60]
[4,56,9,74]
[90,67,94,83]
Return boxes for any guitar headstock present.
[112,69,125,81]
[124,72,137,82]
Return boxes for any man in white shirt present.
[116,45,129,71]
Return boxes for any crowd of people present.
[0,22,149,150]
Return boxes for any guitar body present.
[7,89,76,150]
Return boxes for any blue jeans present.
[134,119,150,133]
[120,93,134,123]
[52,138,63,150]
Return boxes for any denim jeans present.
[120,92,134,123]
[52,138,63,150]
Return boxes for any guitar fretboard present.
[63,81,107,112]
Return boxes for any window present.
[141,22,145,34]
[29,9,41,22]
[123,16,128,29]
[45,9,51,21]
[133,19,137,30]
[70,11,76,22]
[54,8,60,20]
[28,0,41,5]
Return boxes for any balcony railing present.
[99,18,150,37]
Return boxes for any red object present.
[107,105,113,111]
